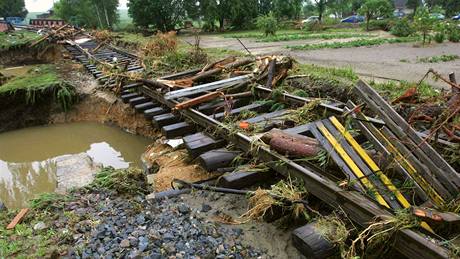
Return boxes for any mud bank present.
[0,44,62,66]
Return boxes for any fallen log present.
[262,129,321,157]
[7,208,29,230]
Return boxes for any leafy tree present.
[426,0,460,17]
[313,0,331,21]
[273,0,303,19]
[256,12,278,36]
[358,0,392,31]
[128,0,185,31]
[407,0,421,14]
[0,0,27,20]
[54,0,118,29]
[413,7,436,45]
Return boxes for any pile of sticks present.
[30,24,82,47]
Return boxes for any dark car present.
[453,14,460,20]
[341,15,365,23]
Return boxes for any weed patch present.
[417,54,459,63]
[90,167,148,195]
[288,37,419,50]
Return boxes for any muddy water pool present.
[0,122,152,208]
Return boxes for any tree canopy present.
[358,0,392,30]
[0,0,27,20]
[54,0,119,29]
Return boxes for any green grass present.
[369,80,440,99]
[0,65,61,94]
[0,31,40,51]
[417,54,460,63]
[114,32,154,45]
[225,31,375,42]
[288,37,419,50]
[0,65,76,110]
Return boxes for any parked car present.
[341,15,364,23]
[430,13,445,20]
[393,10,406,18]
[452,14,460,20]
[302,16,319,24]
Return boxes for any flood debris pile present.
[3,27,460,259]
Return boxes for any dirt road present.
[182,34,460,88]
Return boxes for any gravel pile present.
[58,189,266,259]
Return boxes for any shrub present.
[361,19,393,31]
[143,31,177,57]
[256,12,278,36]
[447,23,460,42]
[413,7,436,45]
[434,33,445,43]
[303,21,324,32]
[390,18,414,37]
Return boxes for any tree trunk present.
[94,4,103,28]
[262,129,321,157]
[219,17,224,31]
[103,2,111,29]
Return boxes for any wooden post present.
[292,222,337,259]
[449,72,458,93]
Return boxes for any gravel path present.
[182,34,460,88]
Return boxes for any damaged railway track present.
[63,35,460,258]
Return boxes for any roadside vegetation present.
[0,31,40,51]
[288,36,419,50]
[417,54,460,63]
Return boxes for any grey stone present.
[33,222,47,231]
[177,204,190,214]
[201,204,212,212]
[120,239,131,248]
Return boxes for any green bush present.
[447,24,460,42]
[361,19,393,31]
[256,12,278,36]
[434,33,445,43]
[390,18,414,37]
[303,21,324,32]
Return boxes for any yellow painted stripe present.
[329,117,435,233]
[330,117,411,208]
[317,122,390,209]
[353,111,445,207]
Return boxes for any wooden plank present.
[309,125,365,192]
[283,123,312,135]
[185,136,226,158]
[197,98,250,115]
[212,102,269,120]
[144,107,168,119]
[152,113,180,128]
[344,102,430,204]
[135,101,156,112]
[244,109,290,124]
[292,222,337,259]
[355,80,460,195]
[129,96,150,106]
[354,86,454,199]
[121,93,139,103]
[322,119,401,209]
[197,149,241,171]
[164,75,250,100]
[218,171,272,189]
[162,122,196,139]
[6,208,29,230]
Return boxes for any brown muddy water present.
[0,122,152,209]
[0,65,38,77]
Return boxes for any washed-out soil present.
[0,44,63,66]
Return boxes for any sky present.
[25,0,128,12]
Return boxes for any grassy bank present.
[0,65,76,110]
[283,63,438,101]
[288,37,419,51]
[0,31,40,51]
